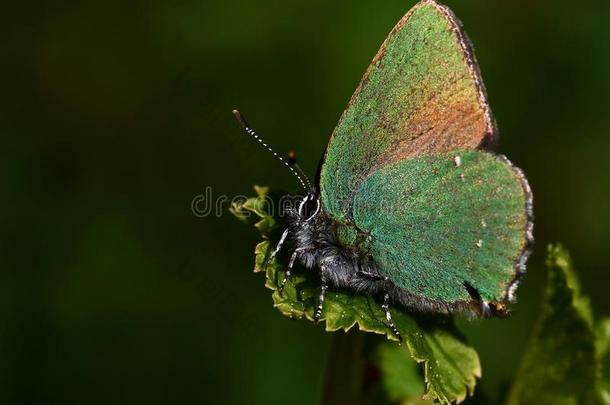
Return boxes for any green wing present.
[321,0,495,222]
[352,151,529,305]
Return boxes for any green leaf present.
[232,186,481,404]
[372,340,432,404]
[506,244,607,405]
[229,185,276,232]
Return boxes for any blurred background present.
[2,0,609,403]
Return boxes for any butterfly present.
[234,0,533,342]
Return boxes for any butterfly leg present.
[354,271,400,342]
[314,271,328,322]
[382,293,403,344]
[265,228,289,268]
[279,248,302,294]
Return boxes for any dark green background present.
[2,0,609,403]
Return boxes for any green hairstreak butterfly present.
[234,0,533,341]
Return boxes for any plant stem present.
[320,329,367,405]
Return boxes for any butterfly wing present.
[352,151,532,306]
[320,0,495,222]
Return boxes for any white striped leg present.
[279,249,300,294]
[265,228,289,268]
[382,293,402,343]
[314,272,328,322]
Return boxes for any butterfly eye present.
[299,195,320,221]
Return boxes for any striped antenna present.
[233,110,311,193]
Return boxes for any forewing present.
[321,0,495,221]
[352,151,531,305]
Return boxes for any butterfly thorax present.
[287,195,390,296]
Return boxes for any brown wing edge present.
[317,0,499,186]
[497,154,535,303]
